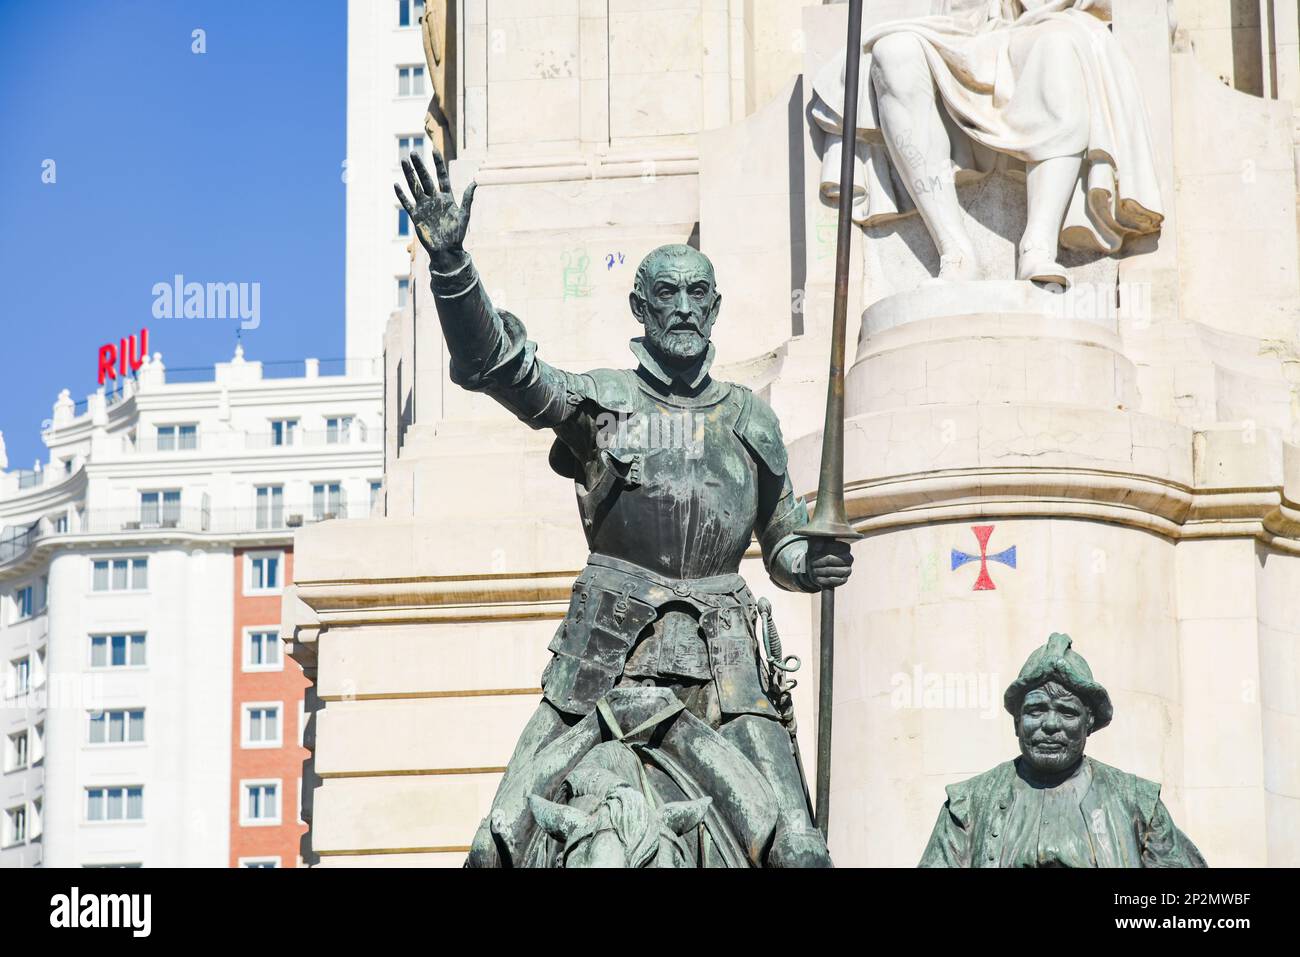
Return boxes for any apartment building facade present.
[0,346,381,867]
[346,0,453,361]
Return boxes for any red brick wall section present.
[230,547,308,867]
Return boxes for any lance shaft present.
[801,0,865,841]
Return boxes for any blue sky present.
[0,0,347,468]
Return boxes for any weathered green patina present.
[920,634,1207,868]
[395,150,853,867]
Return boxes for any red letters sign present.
[98,328,149,386]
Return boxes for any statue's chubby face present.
[630,250,721,363]
[1016,682,1091,774]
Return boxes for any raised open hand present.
[394,150,476,270]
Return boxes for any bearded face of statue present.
[629,248,721,366]
[1016,681,1092,775]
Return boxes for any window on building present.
[396,276,410,308]
[140,490,181,526]
[89,634,147,669]
[13,585,33,622]
[398,134,425,166]
[398,206,410,237]
[369,480,383,513]
[244,630,282,671]
[54,513,69,533]
[9,657,31,696]
[326,417,353,444]
[312,483,344,520]
[156,424,198,451]
[5,805,26,846]
[397,64,425,97]
[242,781,280,825]
[88,709,145,745]
[93,558,148,592]
[86,786,144,822]
[270,418,299,447]
[248,553,282,592]
[398,0,425,27]
[243,704,282,748]
[255,485,284,530]
[6,730,28,771]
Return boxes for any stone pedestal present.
[289,0,1300,868]
[849,282,1139,415]
[781,275,1300,866]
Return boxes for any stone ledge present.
[472,147,699,185]
[858,280,1121,345]
[830,467,1300,555]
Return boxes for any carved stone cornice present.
[291,572,576,626]
[831,466,1300,555]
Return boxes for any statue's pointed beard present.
[645,321,711,362]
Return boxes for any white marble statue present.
[811,0,1165,287]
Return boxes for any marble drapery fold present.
[810,0,1163,254]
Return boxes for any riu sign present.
[99,328,149,386]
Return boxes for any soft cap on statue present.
[1003,633,1114,732]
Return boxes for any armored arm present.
[427,252,578,428]
[733,389,817,593]
[396,149,579,430]
[740,390,854,593]
[758,471,818,594]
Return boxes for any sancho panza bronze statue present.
[920,633,1206,867]
[396,152,853,867]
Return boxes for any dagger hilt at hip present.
[758,598,800,675]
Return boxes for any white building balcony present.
[0,504,369,571]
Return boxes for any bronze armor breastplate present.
[578,384,758,580]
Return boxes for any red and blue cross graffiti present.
[951,524,1016,591]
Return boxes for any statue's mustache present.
[1030,733,1070,747]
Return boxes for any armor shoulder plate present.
[578,367,640,414]
[731,384,788,476]
[547,368,638,480]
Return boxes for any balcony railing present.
[81,505,365,535]
[242,426,372,450]
[0,505,367,568]
[115,426,376,455]
[125,435,201,454]
[1,462,80,497]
